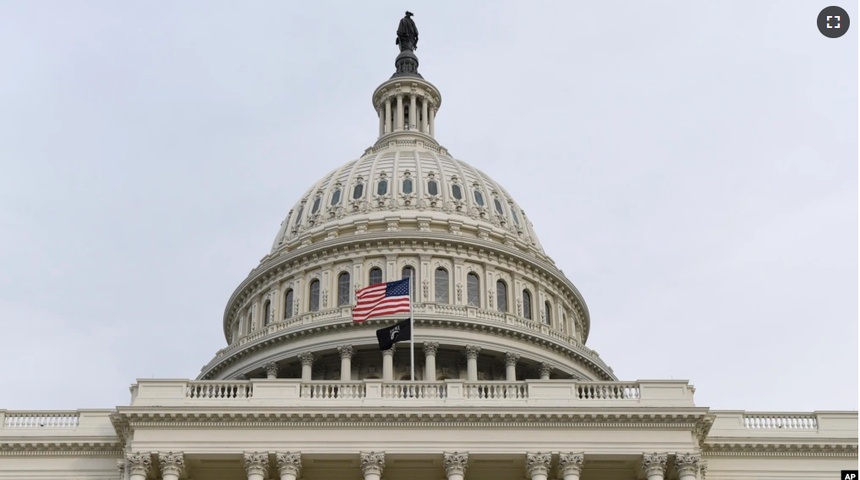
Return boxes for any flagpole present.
[409,271,415,382]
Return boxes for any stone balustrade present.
[3,411,80,428]
[706,410,859,440]
[743,413,818,429]
[0,409,118,439]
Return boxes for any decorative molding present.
[158,451,185,477]
[674,452,700,476]
[525,452,552,477]
[276,451,302,476]
[641,453,667,477]
[244,451,269,476]
[360,451,385,476]
[558,452,584,476]
[443,451,469,476]
[126,452,151,476]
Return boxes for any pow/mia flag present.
[376,319,411,351]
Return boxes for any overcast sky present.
[0,1,856,412]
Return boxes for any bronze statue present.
[396,11,418,52]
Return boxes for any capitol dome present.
[198,31,616,384]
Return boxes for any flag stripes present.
[353,279,411,322]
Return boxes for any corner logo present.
[842,470,858,480]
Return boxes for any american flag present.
[353,279,411,322]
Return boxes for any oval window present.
[353,183,364,200]
[452,184,463,200]
[427,180,439,196]
[311,197,321,214]
[511,206,521,226]
[494,198,504,215]
[294,205,304,226]
[403,178,413,194]
[473,189,485,206]
[331,189,342,206]
[377,179,388,196]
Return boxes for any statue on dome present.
[396,11,419,52]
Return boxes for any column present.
[504,352,519,381]
[699,460,708,479]
[264,361,279,379]
[158,452,184,480]
[424,342,439,381]
[244,452,268,480]
[299,352,314,381]
[429,105,436,136]
[409,94,417,130]
[421,97,429,134]
[378,106,384,137]
[465,345,480,381]
[443,452,468,480]
[674,453,701,480]
[642,453,668,480]
[338,345,354,381]
[360,452,385,480]
[558,453,584,480]
[277,452,302,480]
[126,453,151,480]
[526,452,552,480]
[539,362,552,380]
[384,98,392,134]
[395,94,404,131]
[382,346,395,381]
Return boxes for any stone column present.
[421,97,429,133]
[429,105,436,136]
[504,352,519,381]
[699,459,708,479]
[277,452,302,480]
[443,452,468,480]
[465,345,480,381]
[126,452,151,480]
[409,94,417,130]
[299,352,314,381]
[642,453,668,480]
[539,362,552,380]
[360,452,385,480]
[424,342,439,381]
[526,452,552,480]
[674,453,701,480]
[244,452,268,480]
[158,452,184,480]
[264,361,279,379]
[338,345,354,381]
[395,94,404,131]
[558,453,584,480]
[384,98,392,134]
[382,346,396,381]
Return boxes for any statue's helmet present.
[405,11,413,17]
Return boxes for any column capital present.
[443,451,469,477]
[642,453,668,477]
[382,345,397,356]
[158,451,185,478]
[360,451,385,476]
[558,452,584,475]
[525,452,552,478]
[538,362,553,378]
[338,344,354,359]
[276,452,302,476]
[298,352,314,366]
[464,345,481,359]
[423,341,439,356]
[264,361,279,378]
[674,453,701,476]
[699,459,708,479]
[504,351,520,367]
[126,452,151,476]
[244,452,269,476]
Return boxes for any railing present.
[186,381,254,399]
[743,413,819,430]
[465,382,527,400]
[302,382,365,399]
[382,382,446,399]
[576,382,640,400]
[3,411,80,428]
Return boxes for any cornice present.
[0,440,122,456]
[703,441,858,457]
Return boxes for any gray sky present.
[0,1,856,412]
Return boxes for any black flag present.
[376,319,411,351]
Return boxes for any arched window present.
[473,188,485,207]
[369,267,383,286]
[510,204,521,227]
[263,300,271,326]
[451,184,463,200]
[311,196,321,214]
[496,280,508,313]
[247,310,254,333]
[337,272,351,306]
[309,279,320,312]
[283,289,294,319]
[353,183,364,200]
[544,300,552,325]
[466,272,480,307]
[294,204,305,228]
[427,179,439,196]
[435,268,449,304]
[493,197,505,215]
[522,289,532,320]
[562,312,567,333]
[331,188,342,206]
[402,178,413,194]
[377,179,388,196]
[402,266,415,281]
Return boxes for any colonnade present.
[124,451,705,480]
[377,92,436,137]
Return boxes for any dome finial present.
[393,11,421,78]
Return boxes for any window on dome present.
[435,268,449,304]
[294,205,305,227]
[496,280,508,313]
[377,179,388,196]
[511,206,521,227]
[544,300,552,325]
[263,300,271,326]
[309,279,321,312]
[403,178,413,194]
[247,310,254,333]
[427,179,439,196]
[402,266,415,282]
[451,184,463,200]
[337,272,350,306]
[283,289,294,319]
[467,273,480,307]
[353,183,364,200]
[494,198,504,215]
[473,189,485,207]
[369,267,383,286]
[331,189,342,206]
[311,197,321,214]
[522,289,532,320]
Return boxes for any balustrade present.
[3,412,80,428]
[465,382,527,400]
[301,382,366,399]
[576,382,640,400]
[186,381,254,399]
[382,382,446,399]
[743,413,818,429]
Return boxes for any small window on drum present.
[427,179,439,196]
[353,183,364,200]
[377,179,388,196]
[494,198,504,215]
[294,205,305,227]
[511,205,521,227]
[311,197,321,214]
[369,267,383,285]
[473,189,485,207]
[402,178,413,194]
[331,189,342,206]
[451,184,463,200]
